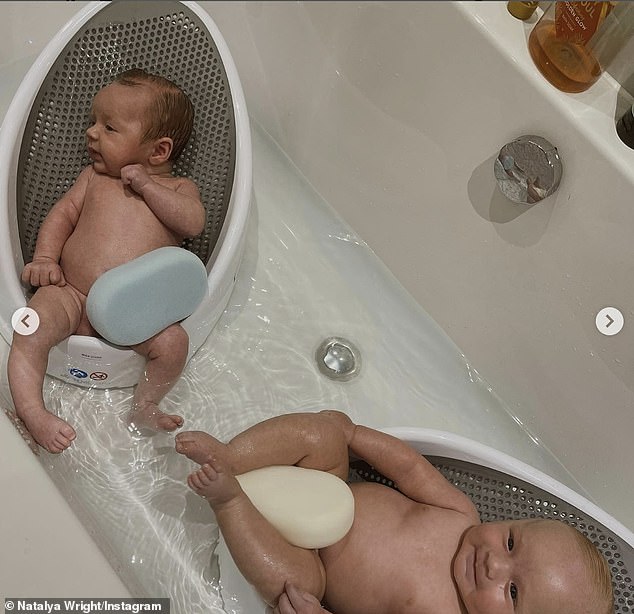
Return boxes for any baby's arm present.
[120,164,205,239]
[22,167,91,287]
[348,425,476,516]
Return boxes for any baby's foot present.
[16,406,76,454]
[127,402,183,434]
[175,430,227,465]
[187,457,243,509]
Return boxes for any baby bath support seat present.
[0,0,252,388]
[216,428,634,613]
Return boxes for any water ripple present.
[2,123,565,613]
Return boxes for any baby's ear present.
[150,137,173,165]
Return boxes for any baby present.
[175,411,614,614]
[7,68,206,454]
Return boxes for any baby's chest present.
[80,182,164,232]
[85,178,143,213]
[327,513,462,612]
[374,508,469,607]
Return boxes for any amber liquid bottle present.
[528,2,613,93]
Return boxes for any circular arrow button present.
[11,307,40,336]
[595,307,624,336]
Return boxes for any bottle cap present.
[507,1,538,20]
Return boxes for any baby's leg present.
[7,285,83,453]
[188,457,326,606]
[176,411,352,480]
[128,323,188,433]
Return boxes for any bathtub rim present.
[0,407,132,598]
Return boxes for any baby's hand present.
[21,258,66,287]
[273,583,329,614]
[120,164,151,194]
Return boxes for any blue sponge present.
[86,246,208,346]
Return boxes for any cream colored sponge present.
[236,466,355,549]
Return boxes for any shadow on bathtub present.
[0,0,252,388]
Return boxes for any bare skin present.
[176,411,610,614]
[274,582,324,614]
[7,79,205,453]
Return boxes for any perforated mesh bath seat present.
[351,458,634,614]
[17,0,235,266]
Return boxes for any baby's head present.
[112,68,194,161]
[453,518,613,614]
[87,68,194,176]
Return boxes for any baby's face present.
[86,82,155,177]
[453,519,592,614]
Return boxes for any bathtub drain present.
[315,337,361,382]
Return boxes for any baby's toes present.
[188,463,216,492]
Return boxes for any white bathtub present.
[202,0,634,522]
[2,0,634,607]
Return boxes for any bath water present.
[0,120,582,613]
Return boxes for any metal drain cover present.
[315,337,361,382]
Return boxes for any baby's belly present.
[319,483,417,613]
[60,227,178,295]
[319,483,470,614]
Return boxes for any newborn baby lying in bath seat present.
[7,68,205,453]
[175,411,614,614]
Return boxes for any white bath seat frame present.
[0,1,252,389]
